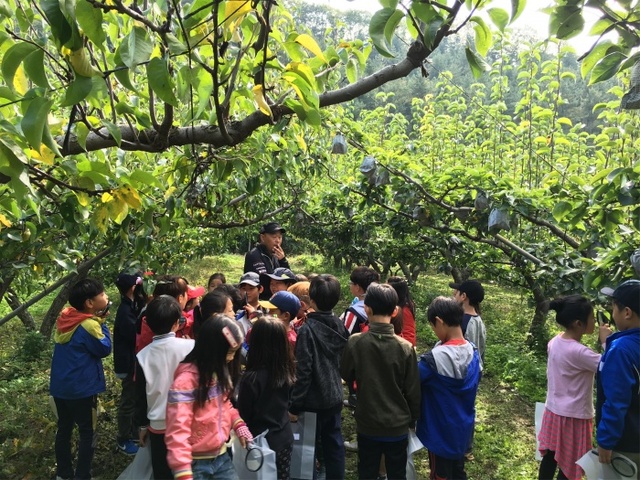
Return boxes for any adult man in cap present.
[244,222,291,299]
[596,279,640,473]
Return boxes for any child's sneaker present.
[117,439,139,455]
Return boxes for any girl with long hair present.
[238,316,296,479]
[165,315,253,480]
[387,276,417,347]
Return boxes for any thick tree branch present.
[58,41,433,155]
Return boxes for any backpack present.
[343,306,368,335]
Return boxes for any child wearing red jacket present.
[165,315,253,480]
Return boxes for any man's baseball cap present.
[260,222,286,235]
[449,279,485,304]
[116,272,142,290]
[259,291,301,319]
[601,279,640,315]
[187,285,206,300]
[263,267,297,283]
[239,272,261,287]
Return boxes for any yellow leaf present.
[164,186,176,200]
[75,191,90,207]
[294,34,327,64]
[101,192,114,203]
[224,1,252,27]
[252,84,273,119]
[296,134,307,152]
[14,65,28,95]
[0,213,12,228]
[120,186,142,209]
[93,205,109,233]
[29,145,55,165]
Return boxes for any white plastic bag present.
[535,402,545,461]
[117,444,153,480]
[576,449,638,480]
[232,430,277,480]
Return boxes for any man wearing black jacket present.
[244,222,291,299]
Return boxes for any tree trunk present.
[5,289,36,330]
[398,261,412,280]
[450,266,471,284]
[523,272,549,353]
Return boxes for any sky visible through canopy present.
[304,0,601,52]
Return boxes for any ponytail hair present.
[548,295,593,329]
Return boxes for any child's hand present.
[598,446,612,464]
[234,422,253,449]
[598,324,613,347]
[138,427,148,447]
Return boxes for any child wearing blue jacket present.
[597,280,640,471]
[49,278,112,480]
[417,296,481,480]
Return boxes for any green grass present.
[0,254,545,479]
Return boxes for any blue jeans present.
[192,451,238,480]
[54,395,97,480]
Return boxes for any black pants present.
[357,434,408,480]
[54,395,97,480]
[315,406,345,480]
[428,450,467,480]
[538,450,569,480]
[116,375,136,442]
[149,430,173,479]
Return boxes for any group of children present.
[48,265,639,480]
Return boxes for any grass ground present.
[0,254,546,479]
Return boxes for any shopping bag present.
[534,402,544,461]
[117,444,153,480]
[290,412,317,480]
[232,430,277,480]
[576,449,638,480]
[406,429,424,480]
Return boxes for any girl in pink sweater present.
[538,295,609,480]
[165,315,253,480]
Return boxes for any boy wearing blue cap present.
[597,279,640,472]
[260,290,301,348]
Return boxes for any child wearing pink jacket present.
[165,315,252,480]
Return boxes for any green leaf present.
[589,51,626,85]
[76,0,105,47]
[103,120,122,147]
[465,46,490,79]
[550,6,585,40]
[379,0,398,8]
[510,0,526,23]
[488,8,509,32]
[471,16,492,57]
[580,41,618,79]
[23,49,50,89]
[21,97,53,150]
[61,75,93,106]
[1,42,37,91]
[346,57,357,83]
[369,8,403,58]
[552,201,572,221]
[118,27,153,69]
[146,58,179,107]
[40,0,72,47]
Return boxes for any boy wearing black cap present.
[113,272,146,455]
[243,222,291,299]
[596,279,640,471]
